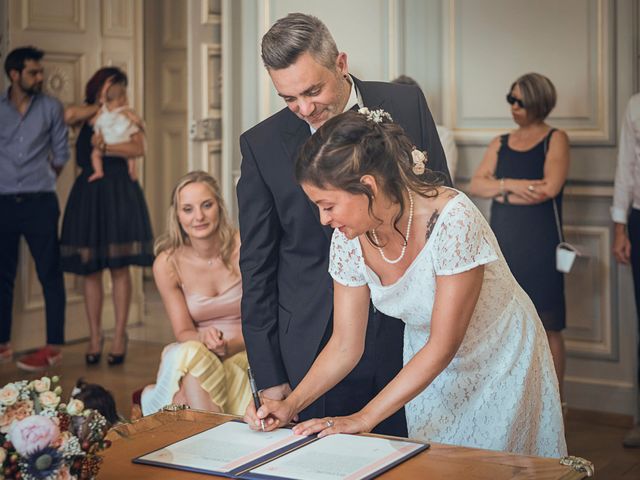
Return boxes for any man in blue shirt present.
[0,46,69,371]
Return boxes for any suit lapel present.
[280,112,333,241]
[281,112,310,162]
[354,76,396,118]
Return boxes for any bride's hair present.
[296,110,444,246]
[154,170,236,269]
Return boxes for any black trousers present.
[0,192,65,345]
[628,209,640,385]
[301,306,408,438]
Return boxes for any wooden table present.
[100,410,591,479]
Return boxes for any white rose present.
[33,377,51,393]
[0,447,6,463]
[0,384,19,406]
[66,399,84,416]
[38,391,60,409]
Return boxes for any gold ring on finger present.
[326,419,334,428]
[527,184,535,192]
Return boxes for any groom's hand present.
[261,383,293,401]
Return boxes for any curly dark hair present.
[295,110,444,246]
[73,378,119,426]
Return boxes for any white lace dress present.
[329,191,567,458]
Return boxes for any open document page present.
[245,433,428,480]
[134,420,311,476]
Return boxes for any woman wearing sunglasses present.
[469,73,570,401]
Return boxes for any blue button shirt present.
[0,88,69,194]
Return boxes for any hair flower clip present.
[411,148,427,175]
[358,107,393,124]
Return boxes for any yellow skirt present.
[141,341,252,416]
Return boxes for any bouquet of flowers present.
[0,376,111,480]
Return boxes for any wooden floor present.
[0,282,638,478]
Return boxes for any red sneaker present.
[0,344,13,363]
[16,346,62,372]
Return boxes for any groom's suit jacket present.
[237,76,451,425]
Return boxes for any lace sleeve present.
[432,197,498,275]
[328,229,367,287]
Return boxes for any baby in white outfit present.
[90,83,142,182]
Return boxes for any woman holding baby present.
[60,67,153,366]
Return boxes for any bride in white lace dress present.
[246,110,567,458]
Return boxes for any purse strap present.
[552,194,564,243]
[544,129,564,243]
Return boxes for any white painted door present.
[186,0,234,214]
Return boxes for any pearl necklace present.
[371,190,414,264]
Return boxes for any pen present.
[247,367,266,431]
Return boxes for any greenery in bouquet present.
[0,377,111,480]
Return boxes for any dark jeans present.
[0,192,65,345]
[301,306,408,438]
[629,209,640,386]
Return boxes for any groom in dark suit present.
[238,13,451,437]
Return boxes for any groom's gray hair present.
[261,13,339,71]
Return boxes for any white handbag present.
[552,199,580,273]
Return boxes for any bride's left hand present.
[292,413,372,438]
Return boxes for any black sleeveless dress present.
[60,123,154,275]
[490,129,566,331]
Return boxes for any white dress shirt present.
[309,74,362,134]
[612,93,640,224]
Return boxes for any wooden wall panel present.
[22,0,86,33]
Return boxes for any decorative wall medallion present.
[45,67,70,98]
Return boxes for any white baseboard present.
[565,376,638,416]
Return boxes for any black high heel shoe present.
[107,334,128,366]
[85,335,104,365]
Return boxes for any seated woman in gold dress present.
[141,171,251,415]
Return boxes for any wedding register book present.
[132,419,428,480]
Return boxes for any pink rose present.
[66,399,84,416]
[32,377,51,393]
[8,415,60,455]
[38,391,60,409]
[0,384,19,406]
[13,400,34,422]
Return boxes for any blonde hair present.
[154,171,236,269]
